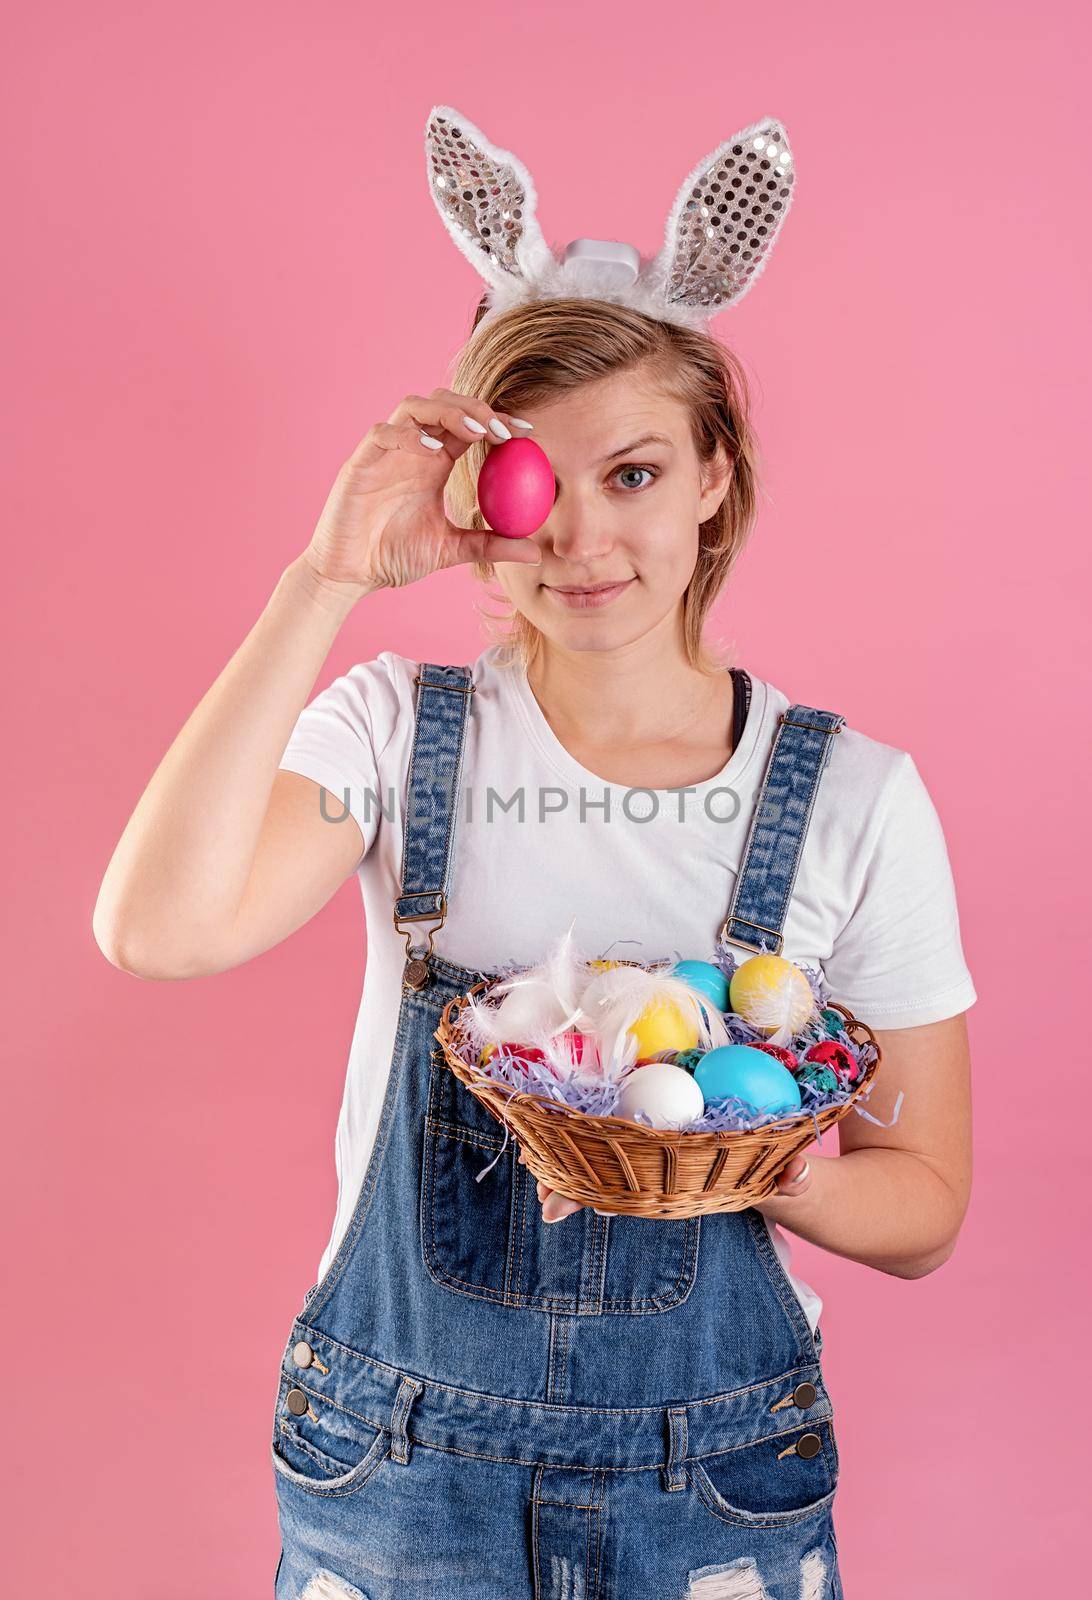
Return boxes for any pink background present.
[5,3,1088,1594]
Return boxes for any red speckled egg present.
[750,1042,800,1074]
[477,438,556,538]
[802,1039,859,1082]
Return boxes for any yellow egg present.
[628,997,700,1060]
[480,1043,497,1066]
[728,955,815,1036]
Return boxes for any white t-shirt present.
[278,644,977,1334]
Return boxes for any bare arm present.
[92,389,541,980]
[750,1012,974,1277]
[92,556,371,979]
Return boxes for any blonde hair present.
[444,295,764,676]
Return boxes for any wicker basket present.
[434,978,881,1218]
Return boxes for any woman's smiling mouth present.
[543,578,637,610]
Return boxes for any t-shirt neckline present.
[489,646,767,797]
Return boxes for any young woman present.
[93,290,975,1598]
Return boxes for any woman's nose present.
[543,507,613,564]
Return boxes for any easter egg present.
[797,1063,842,1095]
[694,1044,802,1116]
[482,1042,546,1070]
[613,1063,705,1130]
[477,437,556,539]
[728,955,816,1038]
[628,997,700,1061]
[547,1029,602,1082]
[750,1042,800,1073]
[670,959,730,1012]
[802,1040,859,1083]
[819,1007,846,1038]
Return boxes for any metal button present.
[796,1431,822,1459]
[285,1387,309,1416]
[404,958,430,991]
[292,1340,314,1369]
[792,1382,817,1409]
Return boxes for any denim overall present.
[271,663,848,1600]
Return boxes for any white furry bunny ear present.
[647,115,796,315]
[424,104,555,304]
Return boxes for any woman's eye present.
[612,464,659,491]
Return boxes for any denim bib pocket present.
[421,1049,702,1313]
[688,1419,839,1529]
[271,1373,391,1500]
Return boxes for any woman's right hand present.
[301,387,544,596]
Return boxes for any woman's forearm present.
[755,1146,966,1278]
[92,554,371,973]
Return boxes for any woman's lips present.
[544,578,636,610]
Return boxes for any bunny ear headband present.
[424,104,796,335]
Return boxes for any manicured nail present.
[462,415,488,434]
[508,418,534,430]
[790,1161,810,1184]
[488,418,512,440]
[419,432,444,451]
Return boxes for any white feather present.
[473,922,594,1045]
[575,966,730,1071]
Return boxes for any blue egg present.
[694,1044,802,1115]
[671,959,729,1012]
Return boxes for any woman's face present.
[491,367,732,655]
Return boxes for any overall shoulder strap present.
[719,703,845,958]
[393,663,475,974]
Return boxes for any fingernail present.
[419,432,444,451]
[790,1161,810,1184]
[462,415,488,434]
[508,418,534,430]
[488,418,512,440]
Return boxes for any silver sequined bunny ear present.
[424,105,557,315]
[424,104,670,326]
[645,115,796,318]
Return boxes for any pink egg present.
[477,438,556,539]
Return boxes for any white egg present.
[612,1063,705,1131]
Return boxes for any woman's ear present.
[698,443,734,520]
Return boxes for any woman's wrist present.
[279,551,376,624]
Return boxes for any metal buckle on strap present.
[777,713,842,735]
[718,915,784,956]
[393,892,448,954]
[412,673,475,694]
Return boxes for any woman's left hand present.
[518,1146,816,1222]
[517,1147,588,1222]
[754,1152,814,1207]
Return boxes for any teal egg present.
[797,1063,841,1094]
[670,959,730,1012]
[694,1044,802,1115]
